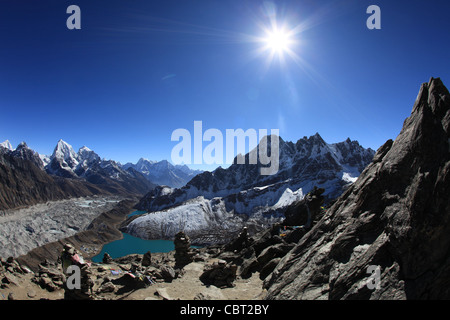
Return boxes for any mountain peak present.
[17,141,29,149]
[137,158,155,165]
[52,140,77,159]
[125,158,202,188]
[7,141,44,169]
[49,139,79,173]
[56,139,73,147]
[313,132,322,138]
[0,140,13,151]
[79,146,92,152]
[77,145,100,165]
[310,132,326,144]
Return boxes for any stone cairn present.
[174,231,193,269]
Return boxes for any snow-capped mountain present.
[75,146,101,175]
[0,140,13,151]
[9,142,45,170]
[122,158,202,188]
[46,139,80,177]
[0,141,107,210]
[1,140,50,170]
[0,138,153,210]
[128,133,375,244]
[135,133,375,212]
[41,139,155,195]
[1,138,200,195]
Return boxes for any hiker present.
[60,243,95,300]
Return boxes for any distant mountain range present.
[0,142,106,210]
[127,133,375,244]
[123,158,203,189]
[0,139,201,210]
[1,134,374,243]
[1,139,202,187]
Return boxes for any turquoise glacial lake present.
[91,211,175,263]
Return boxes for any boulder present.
[223,227,251,252]
[1,273,18,288]
[97,282,116,293]
[259,258,281,280]
[282,187,325,227]
[32,264,65,292]
[200,260,237,288]
[160,265,176,282]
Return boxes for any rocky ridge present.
[263,77,450,299]
[0,237,264,301]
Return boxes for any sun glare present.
[255,21,300,68]
[264,28,293,54]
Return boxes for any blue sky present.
[1,0,449,170]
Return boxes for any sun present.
[263,27,293,54]
[254,21,300,67]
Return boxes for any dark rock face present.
[215,223,298,281]
[11,142,44,170]
[213,187,327,282]
[264,77,450,300]
[141,251,152,267]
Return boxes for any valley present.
[0,196,122,258]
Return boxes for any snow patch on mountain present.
[342,172,358,183]
[39,154,51,167]
[0,140,13,151]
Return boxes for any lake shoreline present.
[90,234,176,263]
[16,198,138,271]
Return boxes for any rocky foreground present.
[0,234,266,301]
